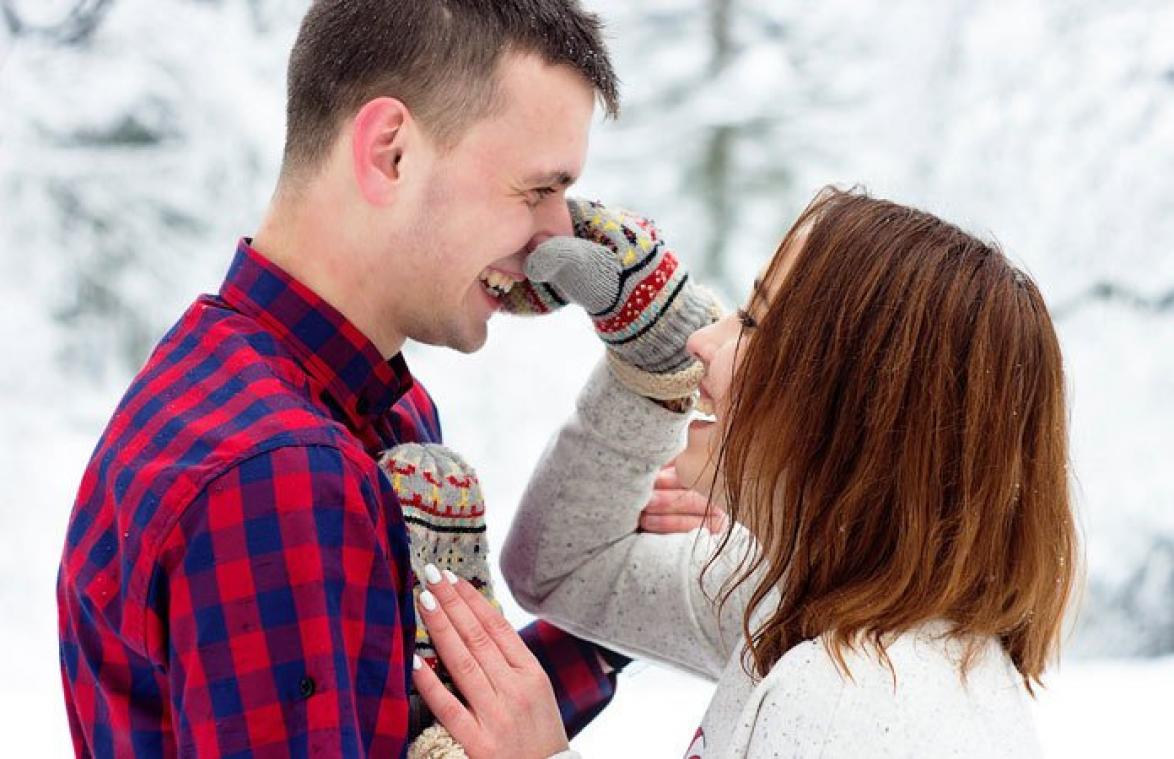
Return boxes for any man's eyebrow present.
[524,170,577,188]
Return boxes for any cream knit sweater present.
[501,361,1043,759]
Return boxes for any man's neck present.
[252,188,407,360]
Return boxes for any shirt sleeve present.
[519,620,628,739]
[152,444,412,757]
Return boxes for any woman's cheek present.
[675,421,717,495]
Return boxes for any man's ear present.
[351,97,411,206]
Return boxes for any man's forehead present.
[494,55,595,131]
[455,55,594,180]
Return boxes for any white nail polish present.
[443,569,459,585]
[413,654,423,671]
[419,590,437,611]
[424,564,442,585]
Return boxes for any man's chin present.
[450,336,487,354]
[445,322,490,354]
[405,319,488,354]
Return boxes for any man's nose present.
[530,197,574,248]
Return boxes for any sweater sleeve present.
[501,360,759,682]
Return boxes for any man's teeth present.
[479,270,517,297]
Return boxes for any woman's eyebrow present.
[750,277,767,308]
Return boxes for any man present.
[57,2,650,755]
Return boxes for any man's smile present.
[477,266,525,299]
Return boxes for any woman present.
[409,188,1078,758]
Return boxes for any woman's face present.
[674,308,749,505]
[674,234,803,505]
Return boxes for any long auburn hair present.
[712,187,1077,692]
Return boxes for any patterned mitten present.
[378,443,497,759]
[497,266,570,316]
[518,199,722,400]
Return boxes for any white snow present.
[1,0,1171,755]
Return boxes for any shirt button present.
[299,676,316,699]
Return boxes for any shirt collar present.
[218,238,414,428]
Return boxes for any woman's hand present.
[639,464,726,535]
[515,199,722,401]
[412,565,570,759]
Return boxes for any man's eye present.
[736,308,758,330]
[526,187,557,207]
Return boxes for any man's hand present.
[638,464,726,535]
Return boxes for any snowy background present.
[1,0,1172,755]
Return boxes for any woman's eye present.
[736,308,758,330]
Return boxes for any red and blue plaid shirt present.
[58,240,622,757]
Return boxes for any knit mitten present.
[497,268,570,316]
[520,199,722,400]
[378,443,497,759]
[407,726,466,759]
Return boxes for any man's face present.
[392,54,596,353]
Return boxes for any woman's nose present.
[686,322,715,365]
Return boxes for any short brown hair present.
[714,188,1077,692]
[282,0,619,178]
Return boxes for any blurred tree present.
[1053,282,1174,321]
[602,0,795,300]
[1,0,114,44]
[0,0,292,379]
[691,1,794,298]
[698,0,736,290]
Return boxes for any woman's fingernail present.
[443,569,459,585]
[424,564,442,585]
[419,590,437,611]
[413,654,423,671]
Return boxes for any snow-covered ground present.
[2,0,1171,755]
